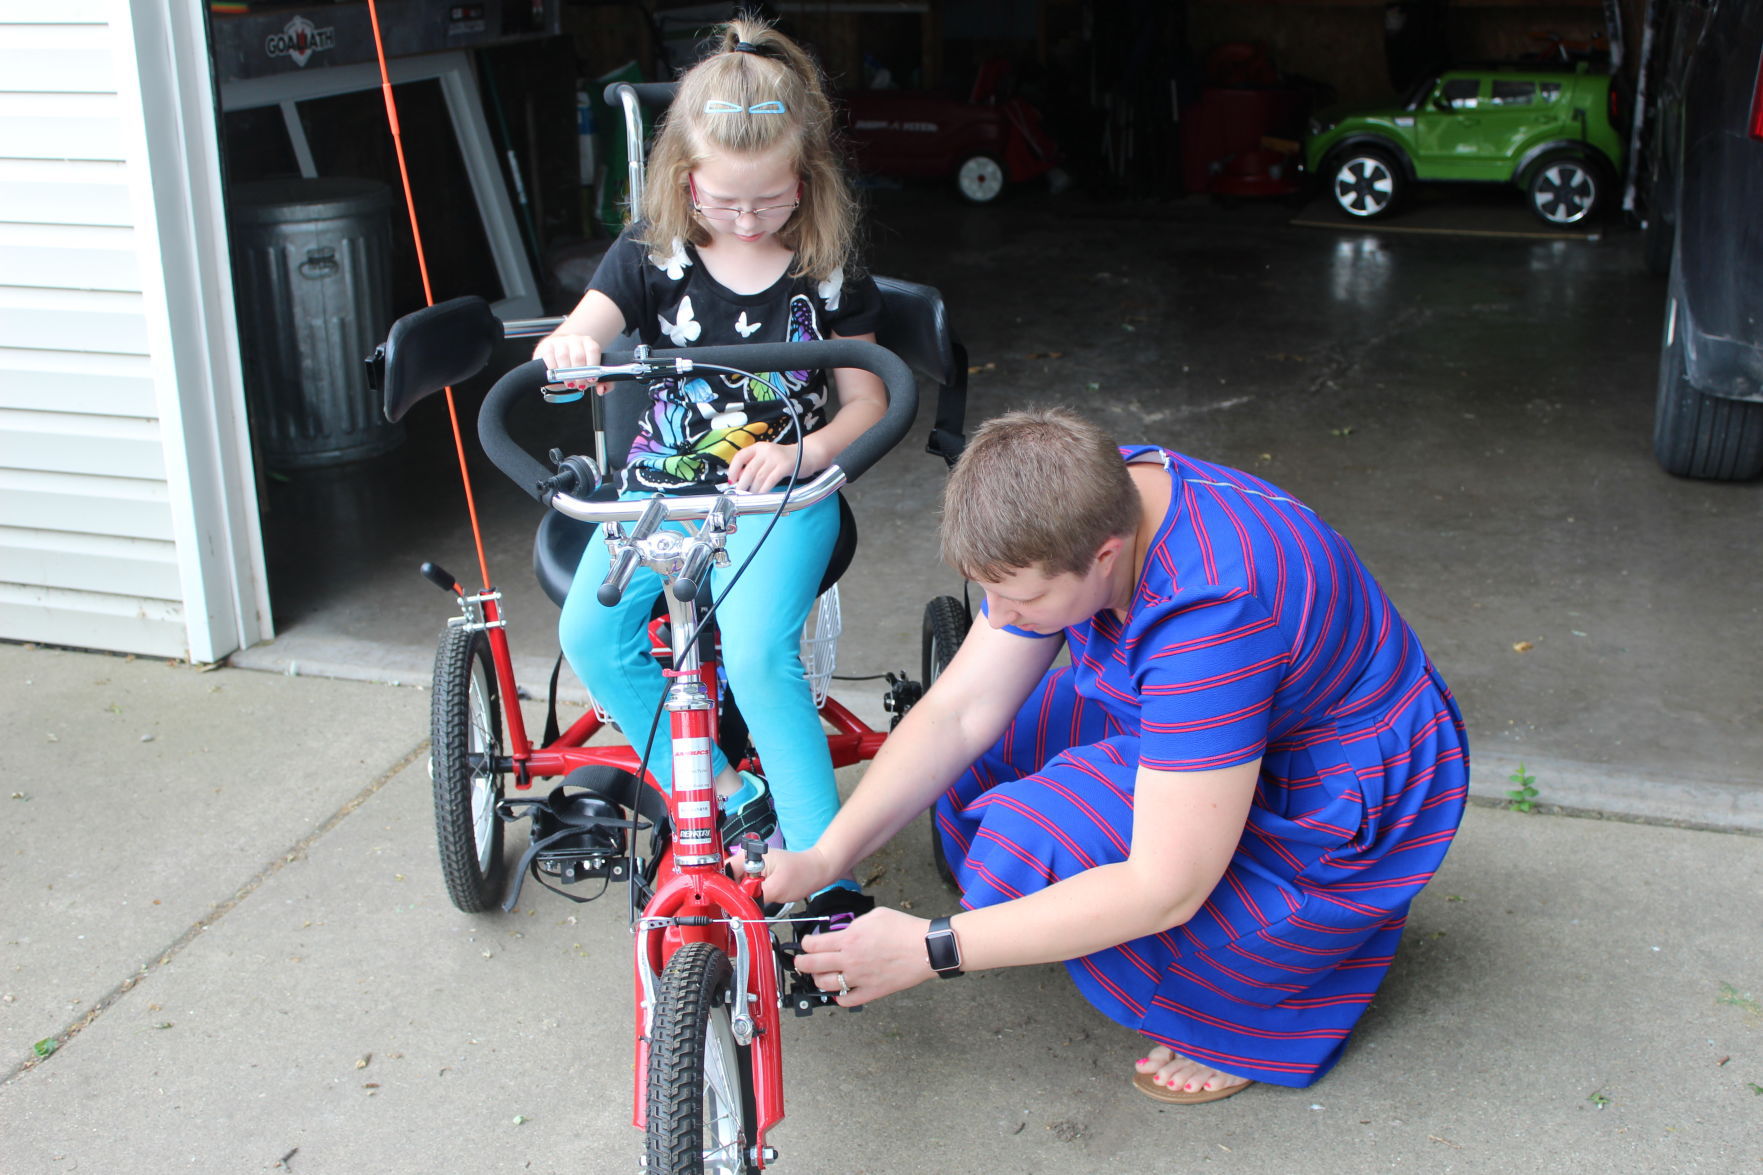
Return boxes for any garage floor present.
[235,186,1763,827]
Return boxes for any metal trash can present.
[230,178,401,468]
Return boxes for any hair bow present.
[704,99,787,115]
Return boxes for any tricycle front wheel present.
[430,625,506,913]
[646,943,757,1175]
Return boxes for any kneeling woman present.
[757,406,1470,1101]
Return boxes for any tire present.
[645,943,756,1175]
[430,626,506,913]
[955,153,1005,204]
[1526,152,1604,227]
[921,596,969,892]
[1653,297,1763,480]
[1328,148,1404,218]
[921,595,969,691]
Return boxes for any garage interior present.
[214,0,1761,819]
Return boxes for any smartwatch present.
[925,915,964,978]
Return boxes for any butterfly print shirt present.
[588,226,882,493]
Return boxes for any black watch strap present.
[925,915,964,978]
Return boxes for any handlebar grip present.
[597,545,640,607]
[480,358,556,500]
[673,543,713,603]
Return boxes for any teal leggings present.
[558,491,842,851]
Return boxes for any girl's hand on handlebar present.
[727,441,817,493]
[533,331,610,395]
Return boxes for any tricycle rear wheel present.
[431,625,506,912]
[922,596,970,890]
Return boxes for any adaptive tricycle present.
[373,246,968,1172]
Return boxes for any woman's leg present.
[709,493,840,851]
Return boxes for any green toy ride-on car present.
[1304,63,1624,227]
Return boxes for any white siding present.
[0,2,268,660]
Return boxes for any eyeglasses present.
[689,176,801,223]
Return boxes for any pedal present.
[777,942,862,1017]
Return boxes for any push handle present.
[602,81,677,109]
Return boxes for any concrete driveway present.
[8,191,1758,1174]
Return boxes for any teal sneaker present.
[721,770,778,847]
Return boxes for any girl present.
[535,17,884,920]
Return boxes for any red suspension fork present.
[631,621,785,1149]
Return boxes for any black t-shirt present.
[588,227,883,492]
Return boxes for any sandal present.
[1132,1072,1255,1105]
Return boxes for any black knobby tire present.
[430,625,506,913]
[1328,147,1404,219]
[1525,151,1604,227]
[921,595,969,691]
[645,943,756,1175]
[1653,299,1763,481]
[922,596,970,891]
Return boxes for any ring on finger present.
[836,971,850,997]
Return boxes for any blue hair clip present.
[704,98,788,114]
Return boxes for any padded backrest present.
[377,296,504,423]
[873,276,958,390]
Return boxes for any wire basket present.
[801,585,841,706]
[587,584,842,723]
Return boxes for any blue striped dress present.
[934,446,1469,1087]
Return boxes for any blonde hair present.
[940,407,1140,581]
[637,15,858,283]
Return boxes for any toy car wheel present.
[955,153,1005,204]
[1328,148,1404,218]
[1527,153,1603,226]
[1653,292,1763,480]
[431,625,506,913]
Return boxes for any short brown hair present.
[939,407,1139,581]
[637,15,858,283]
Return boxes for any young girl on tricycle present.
[534,17,884,924]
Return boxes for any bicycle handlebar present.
[476,338,918,503]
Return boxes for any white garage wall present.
[0,0,268,661]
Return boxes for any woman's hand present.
[738,845,838,905]
[726,440,813,493]
[793,907,935,1007]
[532,331,609,394]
